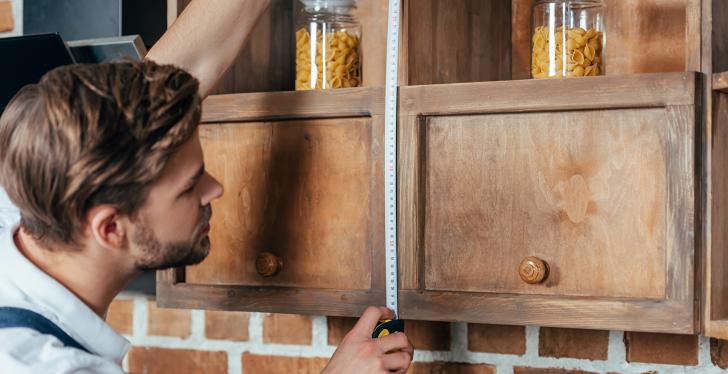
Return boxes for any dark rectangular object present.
[0,33,75,113]
[67,35,147,63]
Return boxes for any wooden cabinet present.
[158,0,728,337]
[158,88,386,315]
[398,73,699,333]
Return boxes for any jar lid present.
[301,0,357,9]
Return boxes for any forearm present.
[146,0,271,98]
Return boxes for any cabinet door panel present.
[399,73,698,333]
[187,119,373,290]
[424,109,667,299]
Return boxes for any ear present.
[87,205,126,251]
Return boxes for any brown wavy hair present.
[0,60,201,247]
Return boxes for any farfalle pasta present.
[531,25,603,79]
[296,28,361,90]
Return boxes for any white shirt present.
[0,188,129,373]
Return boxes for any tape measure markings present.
[384,0,401,318]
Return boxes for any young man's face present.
[128,129,223,271]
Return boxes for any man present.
[0,1,413,373]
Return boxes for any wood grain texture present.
[406,0,511,85]
[157,283,382,316]
[201,87,385,123]
[664,105,697,305]
[185,118,375,290]
[712,0,728,73]
[685,0,702,72]
[399,114,424,290]
[715,72,728,93]
[603,0,688,75]
[399,74,697,332]
[511,0,533,80]
[357,0,389,87]
[211,0,294,94]
[399,291,694,334]
[422,108,668,299]
[400,72,697,115]
[711,93,728,322]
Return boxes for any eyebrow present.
[179,164,205,196]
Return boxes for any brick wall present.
[110,295,728,374]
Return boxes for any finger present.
[377,331,411,353]
[351,306,394,336]
[381,352,412,372]
[398,334,414,357]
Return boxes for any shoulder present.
[0,328,124,374]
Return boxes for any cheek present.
[154,200,202,240]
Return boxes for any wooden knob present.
[256,252,283,277]
[519,256,549,284]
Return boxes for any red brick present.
[327,316,357,345]
[263,313,312,345]
[128,347,227,374]
[468,324,526,355]
[539,327,608,360]
[624,332,698,366]
[242,353,328,374]
[205,310,250,341]
[147,301,191,338]
[514,368,597,374]
[106,299,133,335]
[406,320,450,351]
[409,362,494,374]
[711,338,728,369]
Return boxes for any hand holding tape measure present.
[324,306,412,373]
[372,319,405,338]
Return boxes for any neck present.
[13,228,136,318]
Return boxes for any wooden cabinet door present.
[398,73,699,333]
[157,88,385,316]
[707,75,728,338]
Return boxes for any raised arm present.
[146,0,271,98]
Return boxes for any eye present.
[183,184,196,194]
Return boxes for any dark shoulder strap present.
[0,307,91,354]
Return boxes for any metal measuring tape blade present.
[374,0,403,339]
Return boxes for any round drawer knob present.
[519,256,549,284]
[256,252,283,277]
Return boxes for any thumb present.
[350,306,395,337]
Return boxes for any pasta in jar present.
[296,28,361,90]
[531,25,603,78]
[296,0,361,90]
[531,0,605,79]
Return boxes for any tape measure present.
[372,319,405,339]
[375,0,403,338]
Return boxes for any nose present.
[200,172,224,206]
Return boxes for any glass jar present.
[531,0,605,79]
[295,0,361,90]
